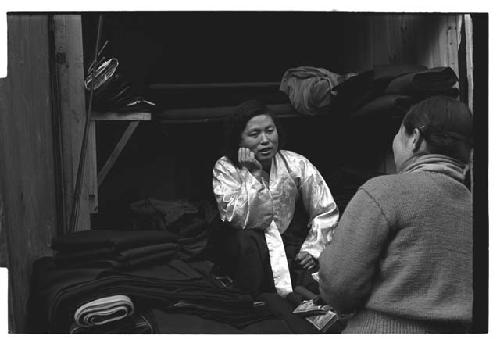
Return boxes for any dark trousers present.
[208,200,313,296]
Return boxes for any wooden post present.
[53,15,97,228]
[0,15,58,332]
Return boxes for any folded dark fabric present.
[152,310,244,334]
[69,313,153,334]
[372,64,427,81]
[53,247,118,265]
[29,257,263,333]
[51,230,179,252]
[350,94,418,119]
[118,242,178,260]
[164,299,274,329]
[331,64,427,111]
[385,66,458,94]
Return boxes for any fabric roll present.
[385,66,458,95]
[74,294,134,327]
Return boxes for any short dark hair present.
[402,95,473,163]
[223,99,285,167]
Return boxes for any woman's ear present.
[410,128,423,153]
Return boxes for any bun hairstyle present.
[402,95,473,163]
[223,99,285,167]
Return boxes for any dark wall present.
[85,12,398,228]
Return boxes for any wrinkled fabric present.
[280,66,349,115]
[213,150,338,296]
[69,313,153,334]
[385,66,458,95]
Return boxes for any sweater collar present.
[399,152,468,183]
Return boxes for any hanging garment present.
[213,150,339,296]
[279,66,348,115]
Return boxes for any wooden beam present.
[53,15,95,230]
[464,14,474,113]
[92,112,152,121]
[149,81,280,90]
[98,121,140,186]
[0,15,57,332]
[156,103,294,121]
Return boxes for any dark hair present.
[223,99,285,167]
[402,95,473,163]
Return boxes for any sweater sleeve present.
[212,158,273,230]
[318,187,390,314]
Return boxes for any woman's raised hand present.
[238,147,263,174]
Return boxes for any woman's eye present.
[266,128,274,133]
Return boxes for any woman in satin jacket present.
[210,99,339,297]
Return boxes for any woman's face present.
[240,114,279,163]
[392,125,414,171]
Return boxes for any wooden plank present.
[0,193,6,267]
[92,112,152,121]
[88,122,98,213]
[53,15,94,231]
[0,15,57,332]
[98,121,140,186]
[156,103,293,121]
[447,15,459,80]
[465,14,474,112]
[149,81,280,90]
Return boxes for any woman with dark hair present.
[318,95,473,333]
[211,99,339,297]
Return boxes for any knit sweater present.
[318,171,472,333]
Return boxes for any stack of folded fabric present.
[129,198,218,261]
[52,230,180,269]
[332,65,459,122]
[27,231,277,333]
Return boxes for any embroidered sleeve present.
[298,158,339,259]
[212,158,273,230]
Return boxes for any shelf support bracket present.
[97,121,140,186]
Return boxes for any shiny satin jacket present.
[212,150,339,295]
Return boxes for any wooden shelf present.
[149,81,281,90]
[92,112,152,121]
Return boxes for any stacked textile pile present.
[331,65,459,121]
[52,230,180,269]
[129,199,218,261]
[27,230,312,334]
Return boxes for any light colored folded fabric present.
[74,294,134,327]
[280,66,348,115]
